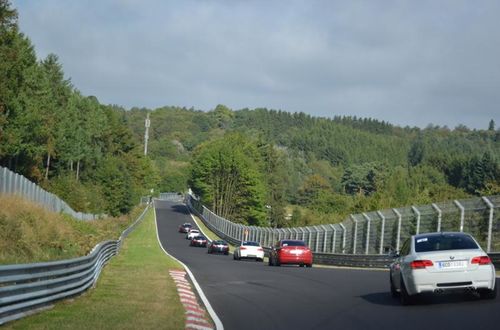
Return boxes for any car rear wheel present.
[390,273,398,298]
[400,276,414,305]
[306,264,312,268]
[479,284,497,300]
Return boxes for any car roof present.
[413,232,471,239]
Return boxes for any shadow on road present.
[360,291,489,306]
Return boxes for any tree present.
[488,119,495,131]
[190,133,266,225]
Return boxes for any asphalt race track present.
[155,200,500,330]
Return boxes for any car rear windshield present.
[242,241,260,246]
[282,240,306,247]
[214,240,227,245]
[414,234,479,252]
[194,236,206,240]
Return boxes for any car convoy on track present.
[180,222,497,305]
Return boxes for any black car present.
[178,223,193,233]
[207,240,229,255]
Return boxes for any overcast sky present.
[12,0,500,129]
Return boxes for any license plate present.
[437,260,466,269]
[291,250,303,255]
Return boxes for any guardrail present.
[0,166,105,220]
[184,193,500,268]
[0,205,150,326]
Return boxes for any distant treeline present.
[125,105,499,227]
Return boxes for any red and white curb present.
[169,270,214,330]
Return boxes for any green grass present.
[0,195,144,265]
[5,208,185,330]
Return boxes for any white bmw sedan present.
[390,232,496,305]
[233,241,264,262]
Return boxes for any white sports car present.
[390,232,497,305]
[233,241,264,261]
[186,229,200,240]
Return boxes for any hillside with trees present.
[125,105,499,227]
[0,1,156,216]
[2,1,498,225]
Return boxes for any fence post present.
[393,209,402,252]
[1,167,6,193]
[432,203,442,232]
[482,197,494,253]
[305,227,313,249]
[411,206,421,234]
[321,225,329,253]
[330,225,337,253]
[377,211,385,255]
[362,213,371,255]
[314,226,321,252]
[340,223,347,253]
[454,200,465,232]
[351,215,358,254]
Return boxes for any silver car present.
[389,232,497,305]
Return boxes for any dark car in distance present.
[179,223,193,233]
[269,240,313,267]
[207,240,229,255]
[190,235,208,247]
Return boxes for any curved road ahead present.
[155,200,500,330]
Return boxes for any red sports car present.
[268,240,313,267]
[207,240,229,255]
[179,223,193,233]
[190,235,208,247]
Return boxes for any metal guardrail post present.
[340,223,347,253]
[482,197,495,253]
[1,167,6,193]
[321,225,329,253]
[362,213,371,255]
[432,203,442,232]
[306,227,313,250]
[393,209,402,252]
[298,228,305,242]
[411,206,421,234]
[454,200,465,232]
[351,215,358,254]
[330,224,337,253]
[377,211,385,255]
[314,226,321,252]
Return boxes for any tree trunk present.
[45,153,51,180]
[76,160,80,181]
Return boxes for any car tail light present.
[410,260,434,269]
[240,247,247,250]
[471,256,491,265]
[257,248,263,251]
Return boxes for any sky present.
[12,0,500,129]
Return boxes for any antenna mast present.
[144,113,150,155]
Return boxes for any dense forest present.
[0,1,156,216]
[1,1,499,225]
[125,105,499,227]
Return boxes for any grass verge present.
[5,208,185,330]
[0,195,143,264]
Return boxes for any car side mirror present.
[389,250,400,258]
